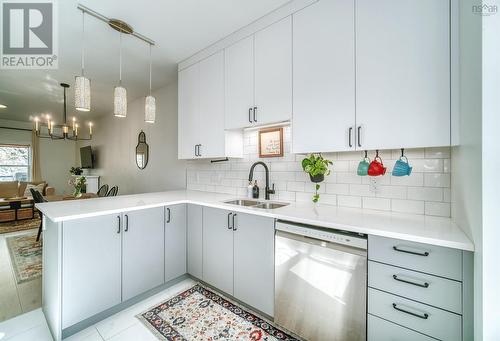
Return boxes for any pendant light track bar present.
[77,4,155,46]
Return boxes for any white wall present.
[482,0,500,338]
[78,82,186,195]
[451,0,482,339]
[0,119,77,194]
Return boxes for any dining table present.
[44,193,99,202]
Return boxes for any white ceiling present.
[0,0,290,123]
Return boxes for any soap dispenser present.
[252,180,260,199]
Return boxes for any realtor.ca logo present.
[1,0,58,69]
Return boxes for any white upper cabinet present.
[292,0,355,153]
[198,51,226,158]
[254,16,292,126]
[224,17,292,130]
[178,63,200,159]
[225,36,255,130]
[356,0,450,150]
[178,51,243,159]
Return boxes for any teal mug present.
[357,157,370,176]
[392,157,412,176]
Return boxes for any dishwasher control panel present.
[276,221,367,250]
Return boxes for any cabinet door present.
[202,207,234,295]
[187,204,203,279]
[198,51,226,158]
[62,214,121,328]
[178,63,200,159]
[233,213,275,316]
[254,16,292,125]
[122,207,165,301]
[165,204,187,282]
[356,0,450,150]
[225,36,255,130]
[292,0,355,153]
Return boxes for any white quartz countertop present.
[36,190,474,251]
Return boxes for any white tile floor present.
[0,228,42,323]
[0,278,196,341]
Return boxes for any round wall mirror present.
[136,131,149,169]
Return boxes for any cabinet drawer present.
[368,314,436,341]
[369,261,462,314]
[368,235,462,281]
[368,288,461,341]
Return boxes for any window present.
[0,144,31,181]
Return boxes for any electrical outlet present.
[369,177,380,193]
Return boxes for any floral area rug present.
[137,283,299,341]
[6,231,42,283]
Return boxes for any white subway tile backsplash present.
[185,127,451,217]
[391,199,425,214]
[425,202,451,217]
[424,173,451,187]
[337,195,362,208]
[325,183,350,195]
[363,197,391,211]
[407,187,443,201]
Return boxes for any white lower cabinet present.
[233,213,274,316]
[61,207,165,329]
[165,204,187,282]
[187,204,203,279]
[202,207,234,295]
[202,207,275,316]
[121,207,165,301]
[62,214,122,328]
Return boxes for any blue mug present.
[392,157,412,176]
[357,158,370,176]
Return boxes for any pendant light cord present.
[81,11,85,75]
[149,44,152,95]
[119,31,122,85]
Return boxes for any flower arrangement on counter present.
[69,176,86,198]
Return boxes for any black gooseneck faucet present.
[248,161,275,200]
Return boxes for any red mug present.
[368,157,386,176]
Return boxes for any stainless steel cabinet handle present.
[232,213,237,231]
[392,303,429,319]
[124,214,129,232]
[357,126,362,147]
[253,106,257,122]
[198,144,202,157]
[393,246,429,257]
[393,274,429,288]
[348,127,353,148]
[248,108,253,123]
[227,213,233,229]
[117,216,121,234]
[194,145,198,157]
[166,208,171,223]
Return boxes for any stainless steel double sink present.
[223,199,289,210]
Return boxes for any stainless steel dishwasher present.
[274,220,367,341]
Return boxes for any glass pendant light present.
[145,44,155,123]
[114,31,127,117]
[75,11,91,111]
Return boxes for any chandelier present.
[33,83,93,140]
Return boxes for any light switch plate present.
[369,177,380,193]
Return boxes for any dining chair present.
[97,184,109,197]
[30,188,47,242]
[107,186,118,197]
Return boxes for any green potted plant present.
[69,166,83,176]
[301,154,333,203]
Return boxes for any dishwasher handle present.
[276,230,367,257]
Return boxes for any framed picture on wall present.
[259,127,284,158]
